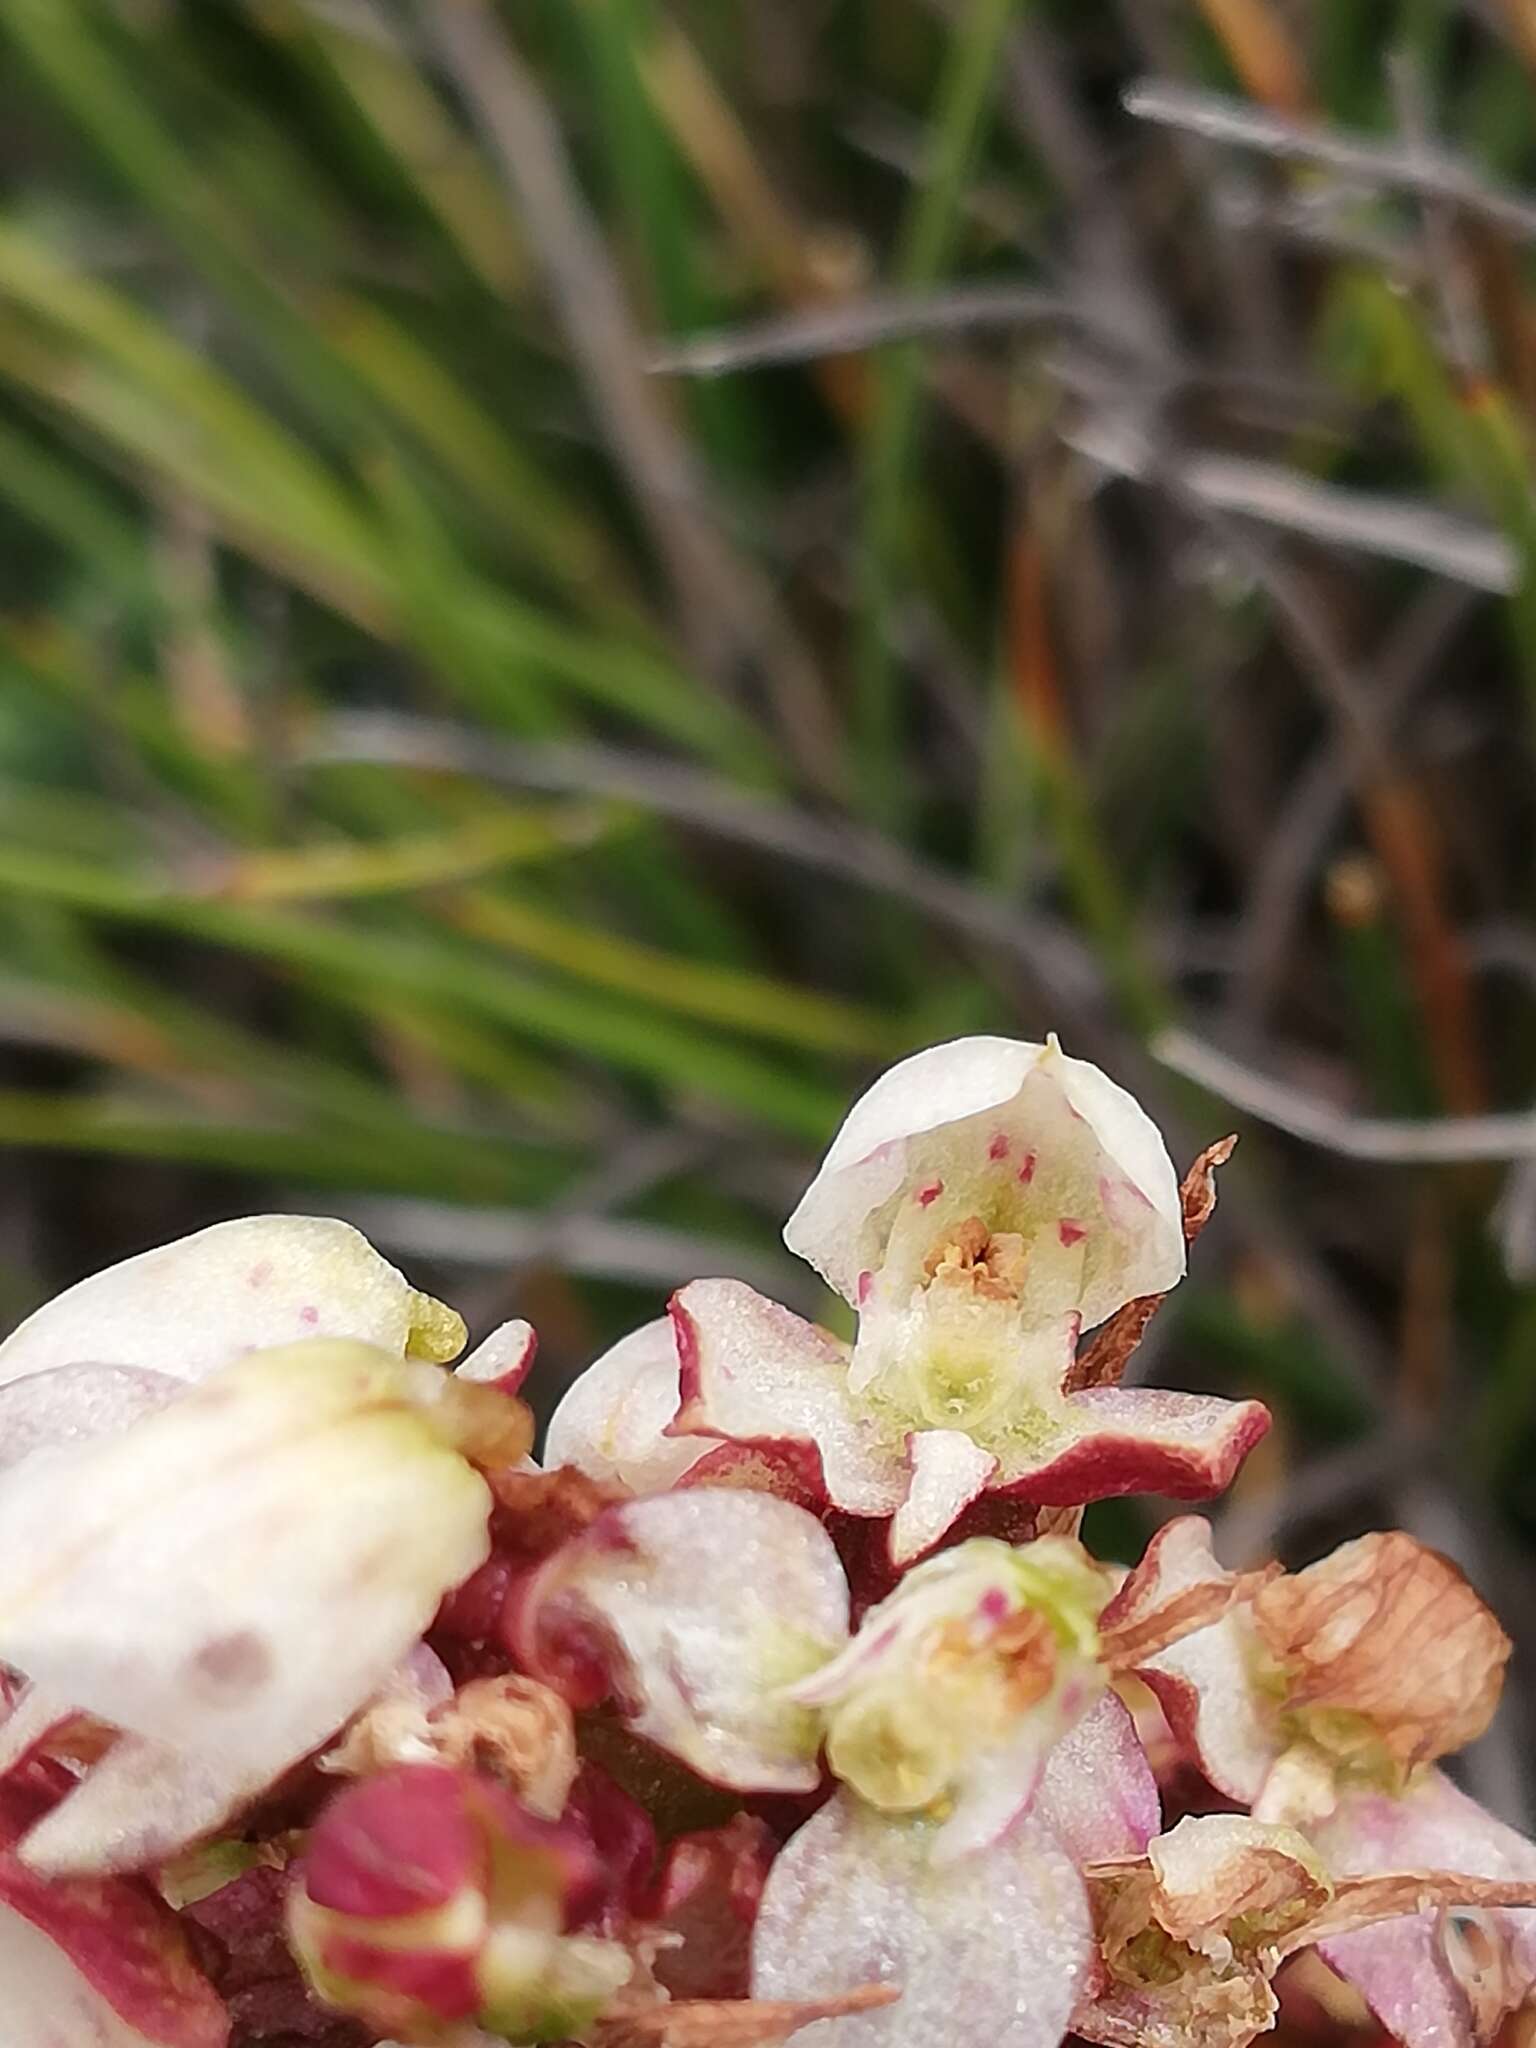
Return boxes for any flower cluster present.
[0,1036,1532,2048]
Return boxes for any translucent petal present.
[1314,1771,1536,2048]
[753,1790,1094,2048]
[515,1491,849,1794]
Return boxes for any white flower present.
[0,1339,494,1874]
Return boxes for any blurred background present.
[2,0,1536,1816]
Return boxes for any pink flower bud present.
[289,1764,631,2042]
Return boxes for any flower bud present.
[290,1764,632,2043]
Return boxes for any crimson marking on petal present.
[1058,1220,1086,1247]
[990,1395,1272,1506]
[676,1439,829,1509]
[666,1294,706,1422]
[917,1180,944,1207]
[298,1306,319,1328]
[1018,1153,1037,1185]
[988,1134,1010,1161]
[857,1271,873,1306]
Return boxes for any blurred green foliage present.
[4,0,1536,1631]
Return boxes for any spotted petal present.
[511,1490,850,1793]
[0,1215,465,1392]
[753,1790,1095,2048]
[784,1036,1183,1329]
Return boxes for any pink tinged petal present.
[0,1366,183,1474]
[990,1389,1271,1508]
[544,1320,710,1494]
[0,1782,228,2048]
[753,1789,1095,2048]
[457,1320,538,1396]
[1312,1772,1536,2048]
[676,1439,829,1510]
[1033,1693,1161,1865]
[1100,1518,1277,1805]
[670,1281,906,1518]
[0,1215,463,1392]
[513,1490,850,1793]
[889,1431,998,1565]
[305,1766,483,1919]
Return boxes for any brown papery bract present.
[593,1984,899,2048]
[1250,1531,1511,1766]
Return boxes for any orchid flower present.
[0,1339,516,1874]
[4,1043,1533,2048]
[1105,1517,1535,2047]
[593,1040,1270,1562]
[786,1535,1112,1861]
[1104,1518,1512,1815]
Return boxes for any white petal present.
[753,1790,1094,2048]
[457,1319,538,1394]
[516,1490,849,1793]
[889,1432,998,1565]
[1112,1518,1277,1805]
[0,1341,491,1872]
[0,1365,181,1473]
[671,1280,905,1516]
[543,1319,710,1493]
[1034,1692,1161,1865]
[784,1036,1182,1327]
[18,1736,248,1880]
[0,1215,463,1390]
[786,1039,1055,1299]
